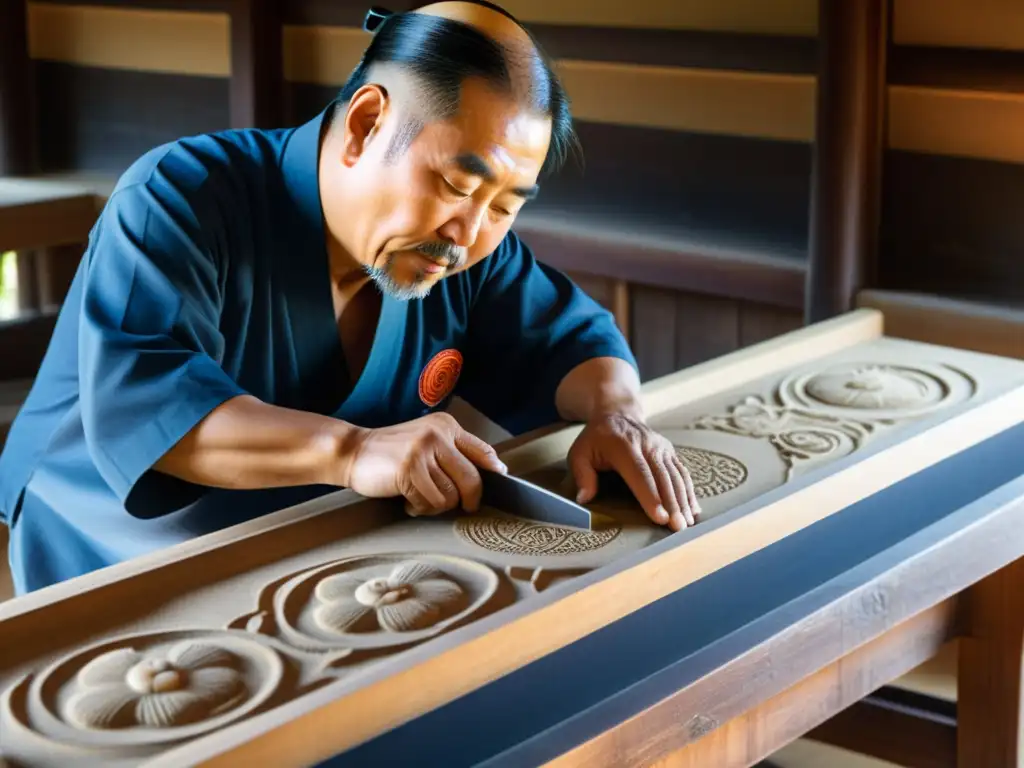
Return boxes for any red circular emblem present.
[419,348,463,407]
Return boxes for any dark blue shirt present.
[0,108,635,594]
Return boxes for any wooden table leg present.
[957,556,1024,767]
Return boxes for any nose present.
[437,202,487,249]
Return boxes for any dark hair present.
[334,2,578,176]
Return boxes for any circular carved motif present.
[418,348,463,407]
[779,362,976,421]
[23,631,282,748]
[454,517,621,556]
[276,553,498,652]
[673,446,748,498]
[805,365,943,410]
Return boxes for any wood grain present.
[646,603,957,768]
[228,0,284,129]
[957,556,1024,767]
[857,290,1024,361]
[805,0,886,323]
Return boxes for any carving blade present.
[479,470,593,530]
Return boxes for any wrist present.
[588,394,645,423]
[313,420,370,487]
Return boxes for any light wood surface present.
[857,290,1024,361]
[647,602,955,768]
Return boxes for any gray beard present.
[363,262,433,301]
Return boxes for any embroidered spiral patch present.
[419,348,463,407]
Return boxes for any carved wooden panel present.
[1,311,1023,767]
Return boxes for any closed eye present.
[442,177,470,198]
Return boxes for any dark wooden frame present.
[805,0,888,323]
[228,0,285,129]
[0,0,34,177]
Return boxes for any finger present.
[667,458,694,528]
[403,486,432,517]
[675,457,701,521]
[436,446,484,512]
[410,459,449,513]
[453,429,507,474]
[427,462,461,513]
[612,445,670,526]
[650,452,684,530]
[568,449,600,505]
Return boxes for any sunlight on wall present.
[0,252,18,320]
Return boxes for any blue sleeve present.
[78,177,249,519]
[455,231,637,435]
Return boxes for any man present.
[0,0,699,595]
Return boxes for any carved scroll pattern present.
[689,362,977,479]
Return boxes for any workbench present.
[0,308,1021,768]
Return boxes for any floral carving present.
[65,643,245,730]
[14,631,283,750]
[804,365,940,410]
[313,561,466,634]
[674,446,747,498]
[271,554,499,652]
[778,361,975,421]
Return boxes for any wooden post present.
[804,0,888,324]
[0,0,34,176]
[957,556,1024,767]
[229,0,284,129]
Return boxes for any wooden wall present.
[3,0,1024,385]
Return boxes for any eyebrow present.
[453,152,540,201]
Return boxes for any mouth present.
[410,251,448,275]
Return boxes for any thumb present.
[569,451,599,505]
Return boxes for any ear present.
[340,84,390,167]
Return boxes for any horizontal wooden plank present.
[857,290,1024,361]
[27,4,818,141]
[32,0,820,35]
[519,219,806,310]
[27,2,230,76]
[889,85,1024,164]
[893,0,1024,52]
[878,150,1024,305]
[890,45,1024,94]
[0,178,99,252]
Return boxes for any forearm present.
[554,356,645,423]
[153,394,364,490]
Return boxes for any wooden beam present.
[957,556,1024,767]
[806,686,957,768]
[804,0,887,323]
[648,603,957,768]
[0,0,34,176]
[229,0,284,129]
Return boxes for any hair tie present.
[363,6,393,33]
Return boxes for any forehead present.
[422,78,552,173]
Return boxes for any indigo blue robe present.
[0,108,636,594]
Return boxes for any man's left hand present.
[567,412,700,532]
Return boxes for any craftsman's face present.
[330,77,551,299]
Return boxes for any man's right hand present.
[341,412,508,516]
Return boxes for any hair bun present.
[363,6,393,33]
